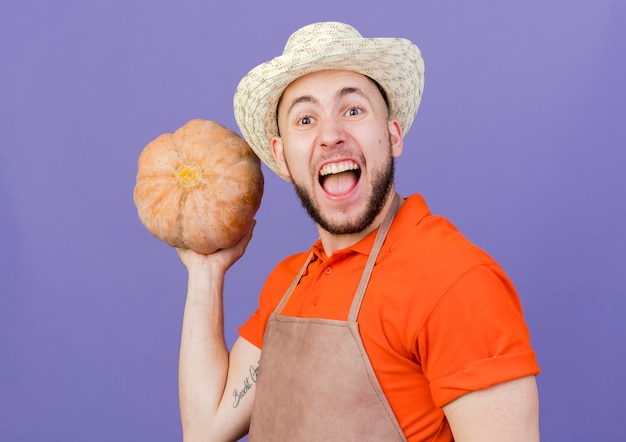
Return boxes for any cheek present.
[281,144,307,176]
[282,135,313,163]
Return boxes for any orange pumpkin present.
[134,119,264,254]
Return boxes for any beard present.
[291,150,395,236]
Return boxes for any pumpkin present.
[133,119,264,254]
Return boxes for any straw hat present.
[233,21,425,179]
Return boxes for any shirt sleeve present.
[419,263,540,407]
[239,307,264,349]
[238,251,311,349]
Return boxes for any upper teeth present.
[320,161,359,176]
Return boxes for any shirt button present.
[312,296,319,305]
[324,266,332,275]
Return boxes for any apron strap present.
[275,251,313,314]
[274,192,402,318]
[348,193,401,322]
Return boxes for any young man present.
[177,22,540,441]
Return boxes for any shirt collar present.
[310,194,431,261]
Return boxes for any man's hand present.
[176,220,256,275]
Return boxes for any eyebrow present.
[339,87,367,100]
[285,95,318,117]
[285,87,370,117]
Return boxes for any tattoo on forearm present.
[232,362,259,408]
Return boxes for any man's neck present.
[317,190,402,257]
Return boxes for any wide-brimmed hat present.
[233,21,425,180]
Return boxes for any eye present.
[298,115,315,125]
[346,106,362,117]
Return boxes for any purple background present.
[1,0,624,440]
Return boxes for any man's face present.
[271,70,403,235]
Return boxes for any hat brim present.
[234,37,424,180]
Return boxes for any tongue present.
[322,171,358,196]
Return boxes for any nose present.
[317,117,344,149]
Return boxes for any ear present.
[271,136,292,178]
[388,120,403,158]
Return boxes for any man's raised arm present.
[177,224,261,442]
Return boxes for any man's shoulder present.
[384,206,504,295]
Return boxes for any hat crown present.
[234,21,424,180]
[283,22,363,55]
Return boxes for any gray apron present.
[249,194,406,441]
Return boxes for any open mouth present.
[319,160,361,196]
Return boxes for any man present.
[176,22,540,441]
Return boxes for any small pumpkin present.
[134,119,264,254]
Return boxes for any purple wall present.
[1,1,624,440]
